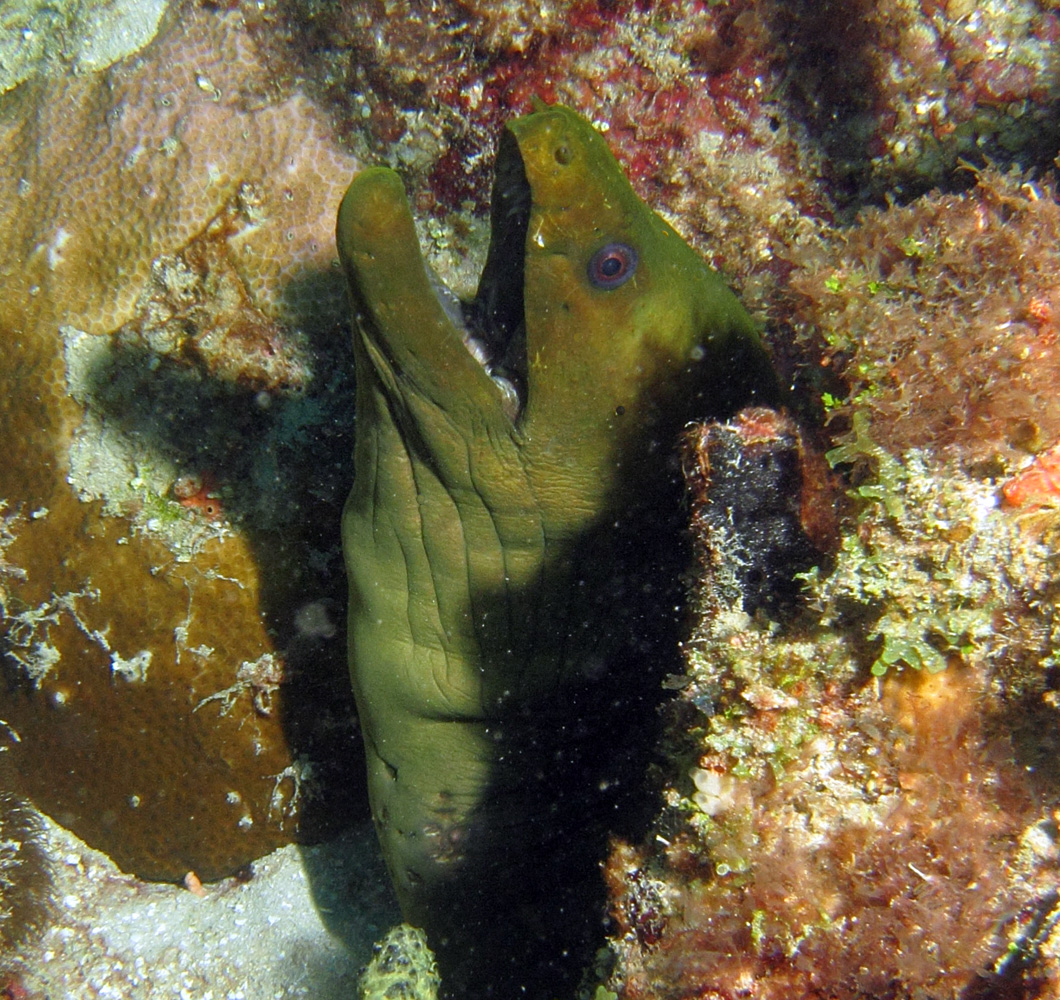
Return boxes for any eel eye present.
[587,242,638,290]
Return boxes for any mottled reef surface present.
[2,0,1060,997]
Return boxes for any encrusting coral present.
[603,403,1060,998]
[0,3,364,880]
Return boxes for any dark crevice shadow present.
[762,0,952,207]
[298,820,401,959]
[78,262,368,855]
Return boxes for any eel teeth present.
[427,131,532,421]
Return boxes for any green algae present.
[817,412,1002,676]
[358,924,440,1000]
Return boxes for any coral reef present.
[252,0,1060,220]
[781,165,1060,700]
[248,0,824,222]
[606,664,1058,999]
[0,3,364,880]
[600,151,1060,995]
[766,0,1060,202]
[810,415,1010,677]
[240,1,1060,443]
[0,3,1058,996]
[603,407,1060,998]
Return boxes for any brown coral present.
[0,4,364,880]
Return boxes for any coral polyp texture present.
[0,4,364,880]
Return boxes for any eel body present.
[336,104,778,997]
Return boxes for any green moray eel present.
[337,104,779,998]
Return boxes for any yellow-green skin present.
[337,105,777,997]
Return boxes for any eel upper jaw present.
[427,130,532,422]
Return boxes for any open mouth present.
[429,130,531,420]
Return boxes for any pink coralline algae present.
[252,0,815,216]
[1003,440,1060,509]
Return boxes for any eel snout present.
[338,146,533,423]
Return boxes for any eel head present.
[336,103,777,532]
